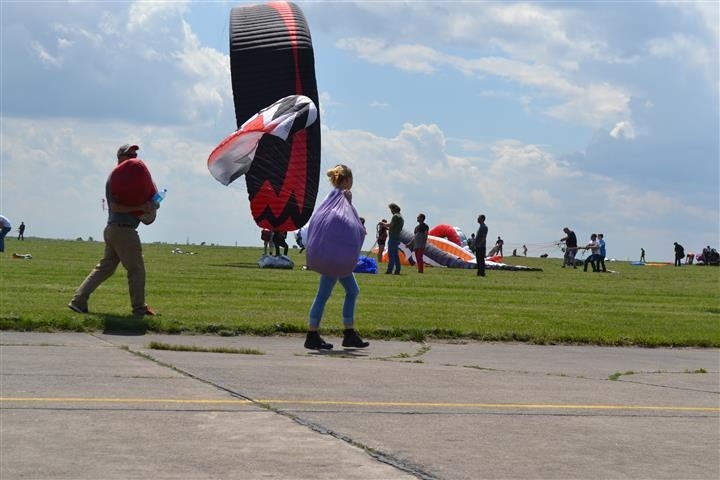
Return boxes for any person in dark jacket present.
[273,230,289,256]
[475,214,488,277]
[561,227,578,269]
[673,242,684,267]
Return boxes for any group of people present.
[374,206,491,278]
[58,144,714,355]
[560,227,607,272]
[672,243,719,266]
[261,229,289,256]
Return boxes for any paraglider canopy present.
[219,1,321,232]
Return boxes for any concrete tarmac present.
[1,331,718,479]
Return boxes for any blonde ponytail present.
[326,164,352,188]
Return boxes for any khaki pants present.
[72,224,146,314]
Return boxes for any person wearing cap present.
[68,144,158,316]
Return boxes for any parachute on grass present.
[207,1,321,233]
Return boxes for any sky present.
[1,0,718,262]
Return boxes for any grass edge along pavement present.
[1,238,718,347]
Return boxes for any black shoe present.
[342,329,369,348]
[133,305,159,316]
[304,331,333,350]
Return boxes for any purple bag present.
[306,188,365,278]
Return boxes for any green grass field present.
[1,237,718,347]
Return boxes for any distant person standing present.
[410,213,429,273]
[273,230,289,256]
[468,233,476,254]
[475,214,488,277]
[261,228,272,255]
[385,203,404,275]
[495,236,504,256]
[522,244,528,256]
[581,233,601,272]
[640,247,646,262]
[17,221,26,240]
[561,227,578,269]
[0,214,12,253]
[597,233,607,272]
[69,144,158,316]
[673,242,684,267]
[376,219,388,263]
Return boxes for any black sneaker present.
[342,329,369,348]
[68,302,88,314]
[304,331,333,350]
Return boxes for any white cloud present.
[335,38,442,74]
[609,121,636,140]
[337,38,631,128]
[127,1,190,32]
[30,40,62,68]
[2,2,234,129]
[647,33,713,68]
[324,2,636,69]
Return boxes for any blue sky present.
[1,1,718,261]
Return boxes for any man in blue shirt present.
[597,233,607,272]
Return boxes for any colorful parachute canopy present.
[227,1,321,232]
[428,224,462,246]
[208,95,317,186]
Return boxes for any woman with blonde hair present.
[304,164,369,350]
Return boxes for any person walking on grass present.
[475,214,488,277]
[640,247,646,263]
[68,144,158,316]
[17,221,25,241]
[261,228,272,255]
[304,164,369,350]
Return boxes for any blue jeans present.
[308,274,359,329]
[386,238,401,274]
[0,226,11,252]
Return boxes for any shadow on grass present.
[101,315,148,336]
[207,263,261,270]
